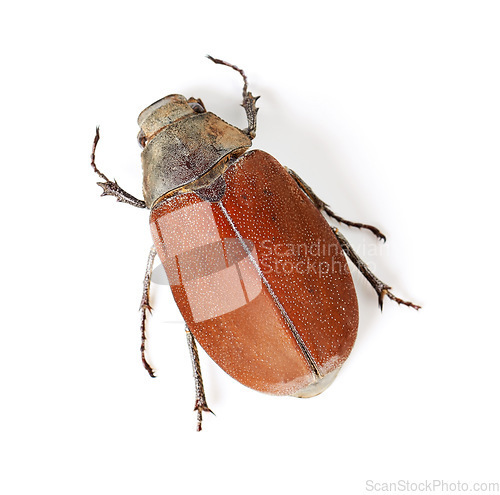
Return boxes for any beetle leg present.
[139,246,157,378]
[287,168,386,241]
[185,327,214,432]
[90,127,147,209]
[332,227,420,310]
[207,56,259,139]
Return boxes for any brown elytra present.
[150,150,358,397]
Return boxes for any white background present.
[1,1,499,494]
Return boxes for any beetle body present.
[149,148,358,397]
[91,58,419,429]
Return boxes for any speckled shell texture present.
[150,150,358,396]
[141,112,251,208]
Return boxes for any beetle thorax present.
[138,94,252,208]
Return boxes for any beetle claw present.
[378,286,421,311]
[386,291,422,310]
[143,362,156,378]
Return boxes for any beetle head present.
[137,95,206,148]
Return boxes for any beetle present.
[90,56,420,431]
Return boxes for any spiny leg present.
[332,227,420,310]
[139,246,157,377]
[186,327,213,431]
[287,167,386,241]
[90,127,147,208]
[207,55,259,139]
